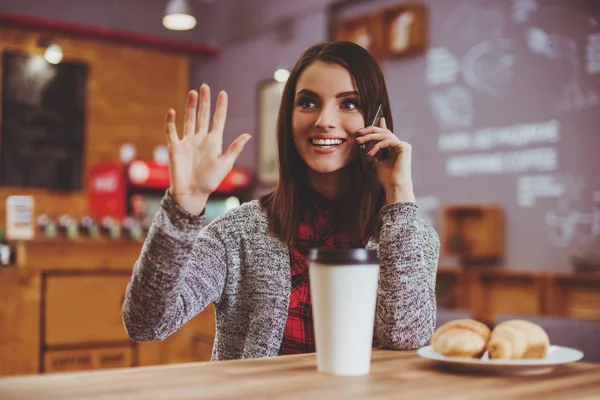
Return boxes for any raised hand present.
[166,84,251,215]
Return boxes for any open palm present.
[166,84,251,215]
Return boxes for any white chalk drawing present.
[438,120,560,153]
[526,27,557,58]
[586,33,600,75]
[426,47,460,86]
[429,86,474,130]
[545,176,600,248]
[462,38,516,97]
[517,174,563,208]
[416,196,440,226]
[526,26,599,112]
[446,147,558,177]
[511,0,538,24]
[440,1,507,47]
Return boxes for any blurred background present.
[0,0,598,376]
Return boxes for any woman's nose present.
[315,105,338,130]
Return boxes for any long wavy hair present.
[260,41,393,247]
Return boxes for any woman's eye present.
[297,99,316,109]
[341,99,359,110]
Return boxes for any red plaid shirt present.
[279,190,369,355]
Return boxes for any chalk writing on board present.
[546,209,600,248]
[462,38,516,97]
[440,1,507,47]
[416,196,440,226]
[429,85,474,129]
[446,147,558,177]
[545,176,600,248]
[526,26,599,112]
[586,33,600,75]
[511,0,538,24]
[426,47,460,86]
[517,174,563,208]
[438,120,560,153]
[526,27,557,58]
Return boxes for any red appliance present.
[88,161,254,221]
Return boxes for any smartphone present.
[360,104,388,172]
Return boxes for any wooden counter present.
[0,239,216,377]
[0,350,599,399]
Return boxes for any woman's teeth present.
[310,138,344,148]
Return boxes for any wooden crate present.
[441,204,503,265]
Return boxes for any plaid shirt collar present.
[279,187,369,355]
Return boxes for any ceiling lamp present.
[273,69,290,83]
[163,0,197,31]
[44,43,63,64]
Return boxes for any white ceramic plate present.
[417,345,584,375]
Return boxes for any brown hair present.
[260,41,393,247]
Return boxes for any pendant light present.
[163,0,197,31]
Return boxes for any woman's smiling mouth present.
[309,138,347,151]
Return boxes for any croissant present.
[487,320,550,359]
[431,319,491,358]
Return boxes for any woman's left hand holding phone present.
[356,118,415,204]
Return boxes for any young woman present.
[122,41,440,360]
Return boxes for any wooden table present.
[1,350,599,399]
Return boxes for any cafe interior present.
[0,0,599,396]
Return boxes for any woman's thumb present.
[223,134,251,164]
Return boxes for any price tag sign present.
[6,195,35,240]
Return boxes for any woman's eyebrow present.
[295,89,359,98]
[296,89,318,97]
[335,91,359,98]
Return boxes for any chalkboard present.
[0,51,87,191]
[332,0,600,271]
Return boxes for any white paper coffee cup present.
[308,248,379,376]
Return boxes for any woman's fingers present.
[208,91,228,149]
[358,126,390,135]
[183,90,198,137]
[368,138,411,157]
[380,117,388,130]
[165,109,179,144]
[196,84,211,137]
[356,132,394,143]
[222,134,252,167]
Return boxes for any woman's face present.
[292,61,365,175]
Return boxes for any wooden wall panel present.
[45,275,131,346]
[15,240,143,272]
[0,25,189,225]
[0,270,41,375]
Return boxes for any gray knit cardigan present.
[122,191,440,360]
